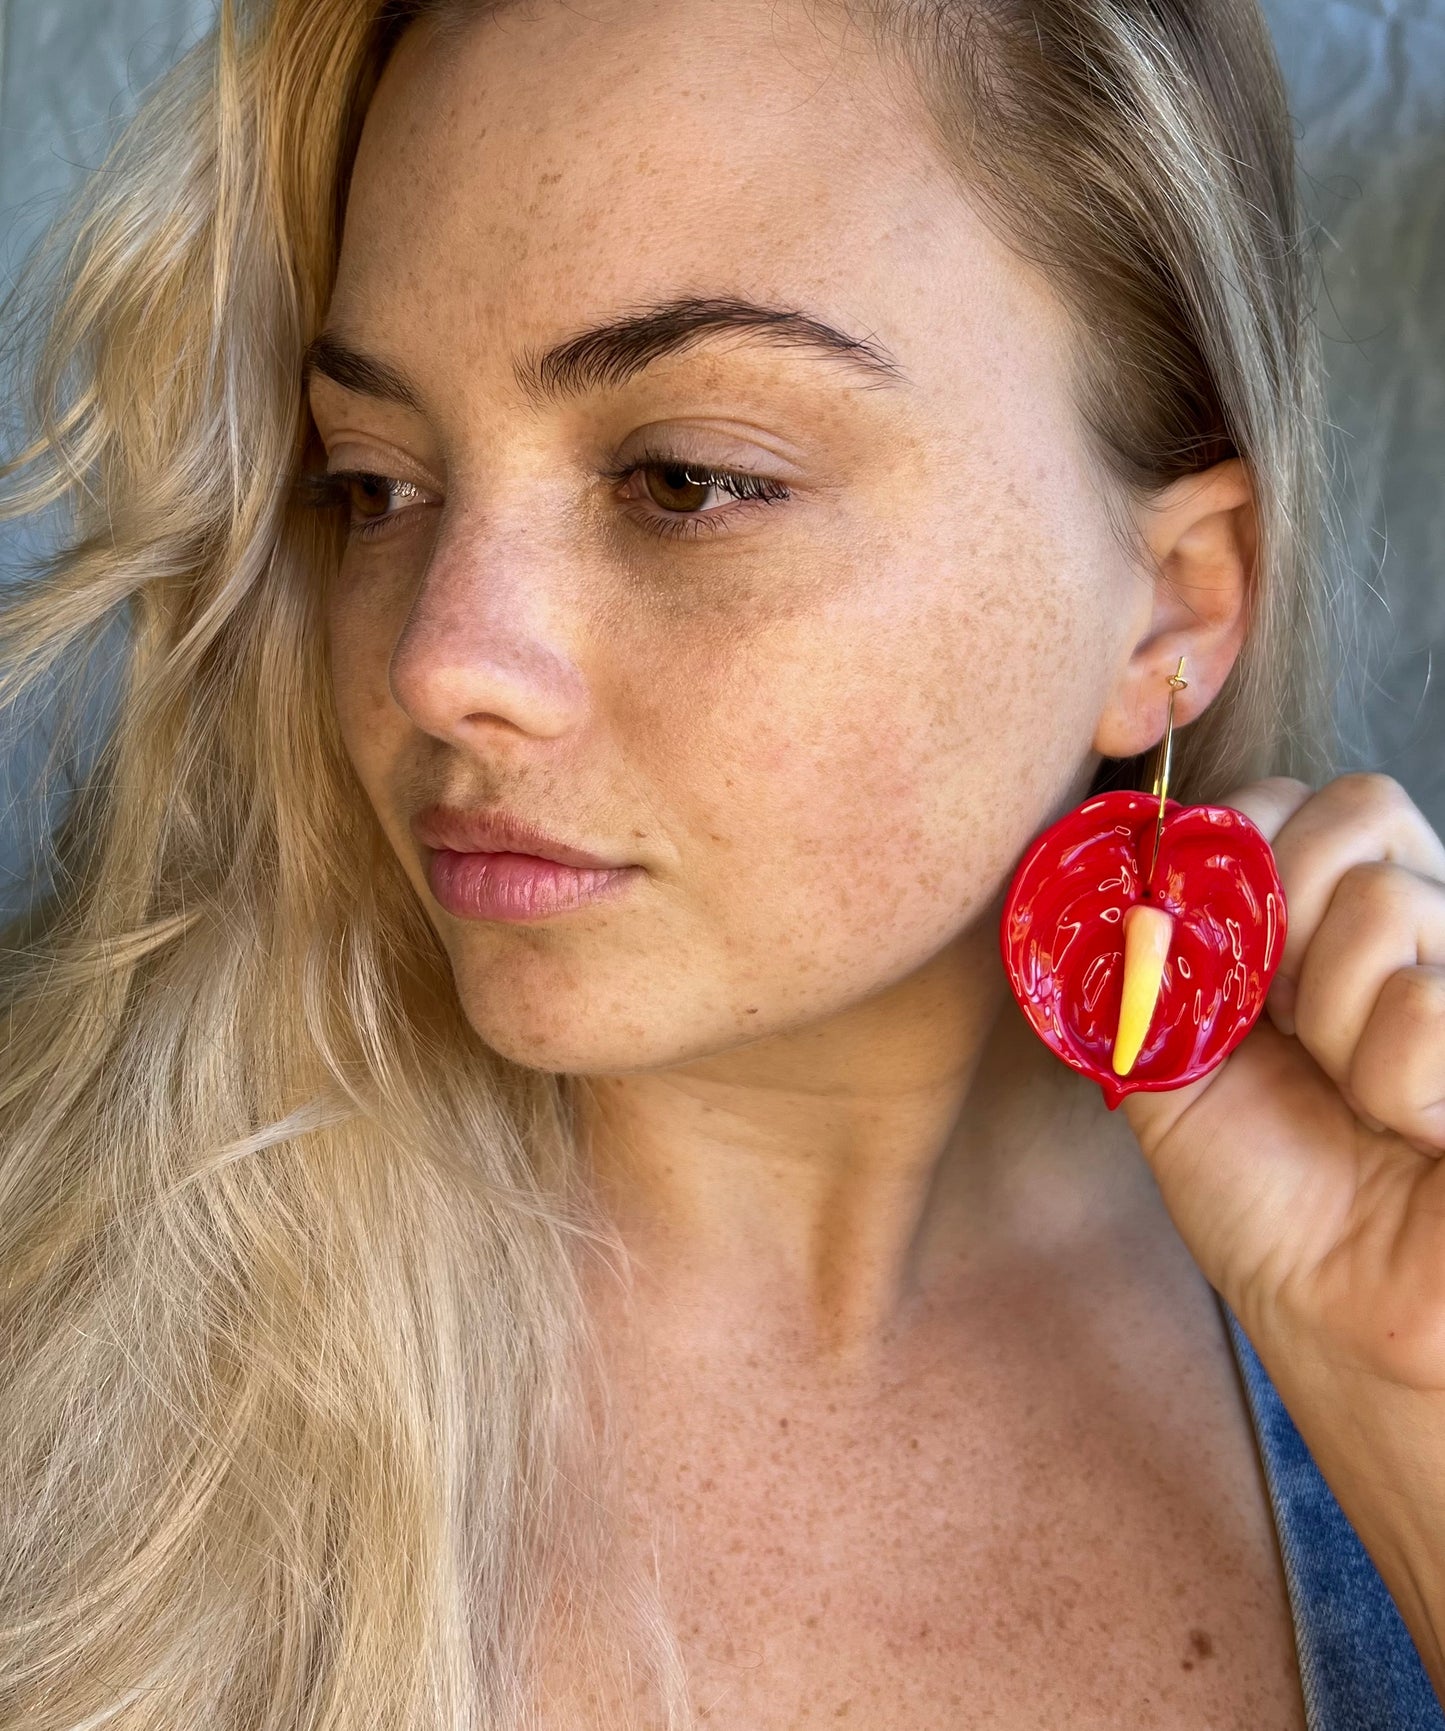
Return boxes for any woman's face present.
[310,0,1156,1077]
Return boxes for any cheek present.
[324,576,410,800]
[661,547,1109,1001]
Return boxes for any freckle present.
[908,1437,919,1450]
[746,1006,759,1014]
[1188,1628,1214,1659]
[833,1701,852,1718]
[1181,1659,1194,1672]
[779,1417,789,1430]
[805,1614,818,1627]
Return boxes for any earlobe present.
[1091,456,1256,761]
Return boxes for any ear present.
[1093,456,1257,759]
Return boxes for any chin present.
[453,988,765,1079]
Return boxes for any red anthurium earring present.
[999,657,1287,1110]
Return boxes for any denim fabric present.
[1220,1298,1445,1730]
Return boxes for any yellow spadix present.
[1111,902,1176,1076]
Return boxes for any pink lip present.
[424,848,640,922]
[410,803,627,871]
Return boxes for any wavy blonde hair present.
[0,0,1351,1724]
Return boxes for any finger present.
[1347,963,1445,1153]
[1211,779,1312,1034]
[1293,860,1445,1101]
[1234,774,1445,1032]
[1214,775,1315,846]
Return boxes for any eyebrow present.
[300,293,910,413]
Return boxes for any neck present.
[574,925,1150,1379]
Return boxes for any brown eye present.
[294,469,431,541]
[600,449,792,542]
[640,462,718,513]
[339,474,395,525]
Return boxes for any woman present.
[1,0,1443,1724]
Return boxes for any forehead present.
[324,0,1072,414]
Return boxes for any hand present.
[1122,770,1445,1363]
[1120,771,1445,1689]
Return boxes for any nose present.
[385,520,592,749]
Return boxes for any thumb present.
[1118,775,1310,1161]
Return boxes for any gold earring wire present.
[1143,656,1188,893]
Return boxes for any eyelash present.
[293,447,792,545]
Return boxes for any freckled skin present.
[311,0,1299,1723]
[318,0,1131,1083]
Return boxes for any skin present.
[309,7,1302,1716]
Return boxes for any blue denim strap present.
[1220,1297,1445,1730]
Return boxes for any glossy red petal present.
[999,790,1287,1108]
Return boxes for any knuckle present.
[1377,965,1445,1032]
[1329,770,1409,820]
[1332,857,1413,918]
[1257,775,1313,801]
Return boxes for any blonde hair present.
[0,0,1350,1725]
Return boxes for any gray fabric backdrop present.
[1,0,1441,923]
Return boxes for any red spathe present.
[999,790,1287,1109]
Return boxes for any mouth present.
[421,845,640,923]
[409,802,630,871]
